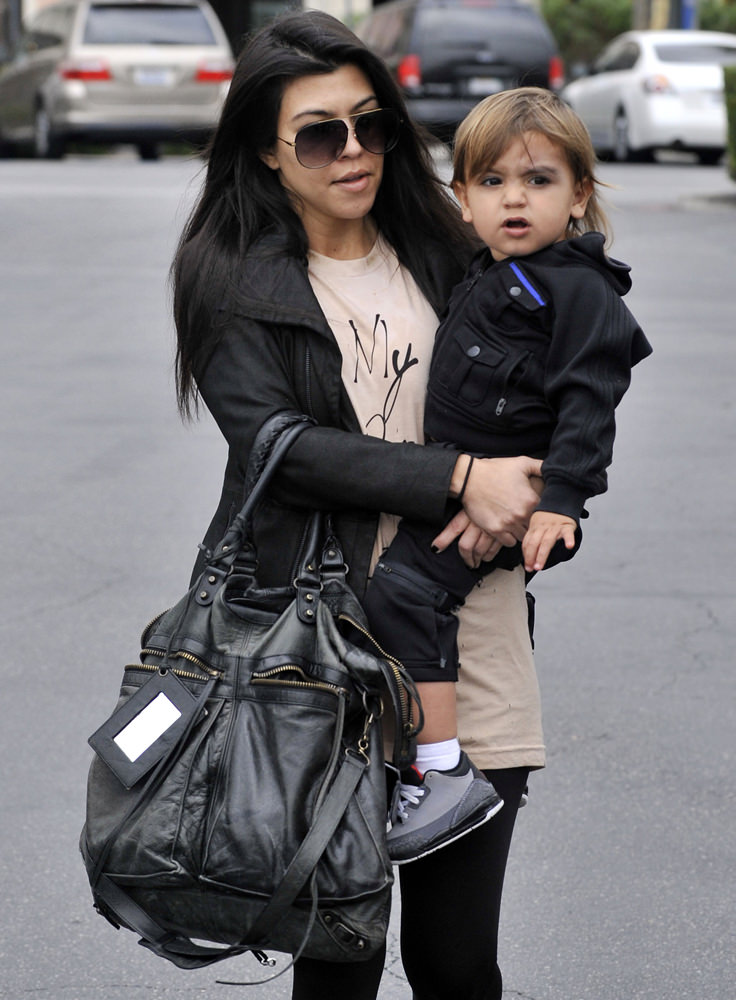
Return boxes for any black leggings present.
[292,767,529,1000]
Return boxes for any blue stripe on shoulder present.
[509,262,546,306]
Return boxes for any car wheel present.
[34,107,65,159]
[612,109,655,163]
[696,148,722,166]
[612,109,631,162]
[0,131,17,158]
[137,142,160,161]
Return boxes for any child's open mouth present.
[504,218,529,229]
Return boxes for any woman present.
[172,11,544,999]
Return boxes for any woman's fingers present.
[461,455,543,539]
[431,509,471,551]
[432,513,504,568]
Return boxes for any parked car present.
[561,30,736,164]
[0,0,233,159]
[357,0,563,141]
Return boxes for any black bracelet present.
[456,456,475,503]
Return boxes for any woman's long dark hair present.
[172,8,471,416]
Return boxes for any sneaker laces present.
[391,780,426,825]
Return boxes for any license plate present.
[466,77,504,96]
[133,67,175,87]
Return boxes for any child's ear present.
[452,180,473,224]
[570,177,593,220]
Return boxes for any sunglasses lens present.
[292,110,402,168]
[295,119,348,168]
[355,109,401,155]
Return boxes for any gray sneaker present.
[386,752,504,864]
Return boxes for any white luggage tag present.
[88,668,205,789]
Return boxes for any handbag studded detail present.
[80,413,420,979]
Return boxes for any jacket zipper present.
[305,343,314,417]
[495,350,532,416]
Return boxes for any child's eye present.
[529,175,550,186]
[480,176,502,186]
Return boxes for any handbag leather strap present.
[94,872,254,969]
[245,749,368,946]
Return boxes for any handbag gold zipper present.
[136,646,222,678]
[125,661,214,683]
[251,665,345,697]
[140,610,170,648]
[337,614,411,732]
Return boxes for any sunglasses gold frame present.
[277,108,402,169]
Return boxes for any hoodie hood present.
[546,232,632,296]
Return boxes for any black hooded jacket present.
[425,232,653,522]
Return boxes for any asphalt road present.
[1,150,734,1000]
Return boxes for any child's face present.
[453,131,592,261]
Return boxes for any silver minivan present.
[0,0,233,159]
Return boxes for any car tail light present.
[548,55,565,92]
[642,74,676,95]
[397,54,421,89]
[195,60,234,83]
[59,59,112,81]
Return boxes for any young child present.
[364,88,652,864]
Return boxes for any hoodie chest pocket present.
[430,324,532,417]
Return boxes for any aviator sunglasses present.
[278,108,403,169]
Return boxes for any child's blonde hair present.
[452,87,609,240]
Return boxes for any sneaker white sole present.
[390,798,504,866]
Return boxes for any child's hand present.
[522,511,577,573]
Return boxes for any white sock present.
[415,739,461,775]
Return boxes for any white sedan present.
[561,30,736,164]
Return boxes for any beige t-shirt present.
[308,235,545,770]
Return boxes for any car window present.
[654,42,736,66]
[416,8,539,48]
[595,40,640,73]
[28,9,67,49]
[82,3,218,45]
[44,6,76,44]
[360,7,409,57]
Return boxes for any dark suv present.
[358,0,563,140]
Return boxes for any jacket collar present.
[225,232,334,338]
[475,231,633,297]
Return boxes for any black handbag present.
[80,413,420,978]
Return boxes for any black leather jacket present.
[185,230,467,598]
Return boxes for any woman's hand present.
[435,456,544,568]
[449,455,543,543]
